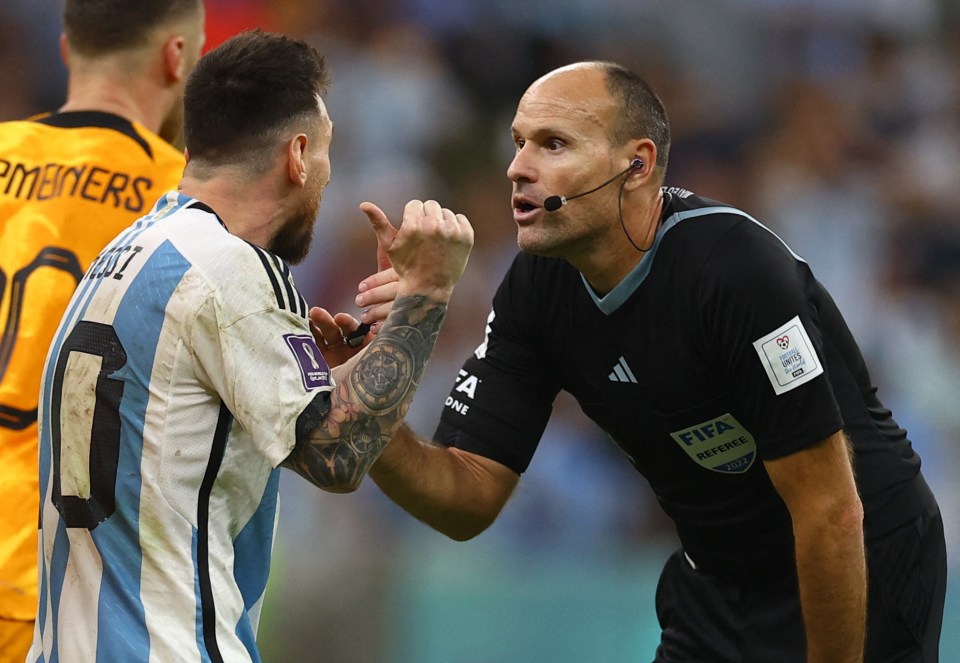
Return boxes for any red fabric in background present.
[204,0,278,53]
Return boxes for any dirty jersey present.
[29,193,332,663]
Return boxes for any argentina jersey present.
[29,192,332,663]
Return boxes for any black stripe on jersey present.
[35,111,154,160]
[245,243,307,317]
[249,245,286,310]
[272,254,307,318]
[197,402,232,663]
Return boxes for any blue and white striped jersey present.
[29,192,332,663]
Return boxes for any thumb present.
[376,237,392,272]
[360,201,395,238]
[360,202,398,268]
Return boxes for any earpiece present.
[630,158,645,171]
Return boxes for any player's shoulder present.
[158,198,308,319]
[0,116,51,150]
[132,122,186,171]
[0,111,183,169]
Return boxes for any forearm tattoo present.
[286,294,447,491]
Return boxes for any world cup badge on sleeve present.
[284,334,331,390]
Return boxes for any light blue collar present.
[582,205,802,315]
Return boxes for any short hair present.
[183,30,330,168]
[63,0,202,57]
[600,62,672,175]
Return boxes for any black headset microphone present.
[542,158,645,212]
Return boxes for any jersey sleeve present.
[189,282,332,469]
[433,256,561,474]
[698,219,843,460]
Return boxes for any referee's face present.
[508,65,624,260]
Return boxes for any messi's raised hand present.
[363,199,473,302]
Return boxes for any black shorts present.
[864,498,947,662]
[654,490,946,662]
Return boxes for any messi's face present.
[271,96,333,265]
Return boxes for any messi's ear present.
[287,134,309,188]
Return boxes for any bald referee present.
[359,61,947,662]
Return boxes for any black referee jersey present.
[435,187,928,580]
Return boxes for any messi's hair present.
[599,62,672,175]
[63,0,202,56]
[183,30,330,168]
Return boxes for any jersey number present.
[50,321,127,529]
[0,246,84,430]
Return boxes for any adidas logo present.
[608,356,637,384]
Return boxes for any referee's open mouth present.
[512,194,541,223]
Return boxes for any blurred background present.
[4,0,959,660]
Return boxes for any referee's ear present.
[622,138,658,193]
[287,134,309,188]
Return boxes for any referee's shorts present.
[653,503,946,662]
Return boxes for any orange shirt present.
[0,111,184,620]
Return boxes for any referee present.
[361,61,947,662]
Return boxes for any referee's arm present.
[763,430,866,663]
[368,424,519,541]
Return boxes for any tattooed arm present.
[281,199,473,492]
[283,295,446,491]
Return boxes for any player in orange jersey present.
[0,3,205,660]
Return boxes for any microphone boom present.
[543,159,642,212]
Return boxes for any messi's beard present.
[269,202,316,265]
[269,181,325,265]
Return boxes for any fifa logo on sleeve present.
[445,369,480,415]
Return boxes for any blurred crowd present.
[3,0,959,660]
